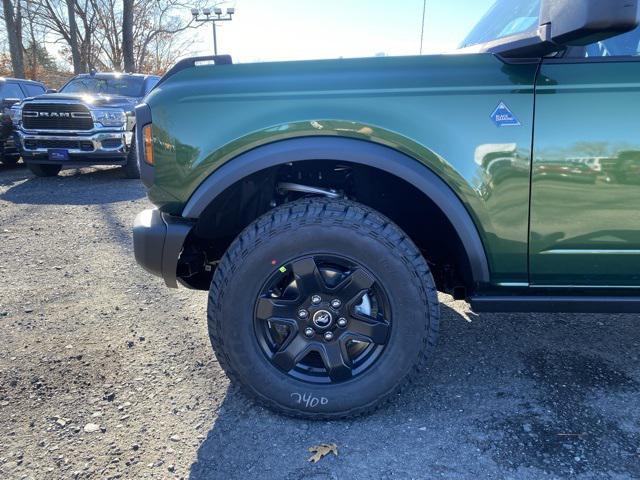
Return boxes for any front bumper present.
[133,209,193,288]
[17,129,133,165]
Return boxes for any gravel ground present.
[1,163,639,480]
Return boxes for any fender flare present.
[182,136,490,285]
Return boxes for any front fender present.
[180,135,491,286]
[146,54,536,286]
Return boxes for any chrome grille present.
[23,103,93,131]
[23,139,94,151]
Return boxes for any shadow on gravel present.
[0,166,145,205]
[189,305,640,480]
[0,160,25,170]
[481,350,639,477]
[0,161,29,185]
[97,203,137,253]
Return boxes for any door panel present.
[530,61,640,287]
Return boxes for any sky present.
[189,0,496,63]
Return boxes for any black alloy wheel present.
[254,254,391,384]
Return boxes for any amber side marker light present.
[143,124,154,165]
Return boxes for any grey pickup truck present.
[13,72,159,178]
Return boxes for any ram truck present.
[133,0,640,418]
[14,72,159,178]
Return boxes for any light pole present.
[419,0,426,55]
[191,7,235,55]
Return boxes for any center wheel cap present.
[312,309,333,329]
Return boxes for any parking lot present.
[0,162,639,480]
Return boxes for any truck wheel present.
[28,163,61,177]
[121,137,140,179]
[208,198,439,418]
[0,155,19,166]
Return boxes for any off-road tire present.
[207,197,440,419]
[121,137,140,179]
[0,155,19,166]
[28,163,61,177]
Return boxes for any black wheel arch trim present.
[134,103,154,188]
[182,137,491,286]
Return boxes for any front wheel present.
[120,137,140,179]
[208,198,440,418]
[0,155,19,166]
[27,163,61,177]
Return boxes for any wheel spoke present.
[255,297,298,322]
[255,253,392,385]
[291,257,324,296]
[347,314,390,345]
[272,335,311,372]
[319,342,353,382]
[334,268,375,304]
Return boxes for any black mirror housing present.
[489,0,639,58]
[2,98,20,109]
[543,0,639,46]
[46,88,57,94]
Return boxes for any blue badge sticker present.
[490,102,521,127]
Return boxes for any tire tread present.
[207,197,439,419]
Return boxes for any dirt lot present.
[1,163,639,480]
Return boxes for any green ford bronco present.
[133,0,640,417]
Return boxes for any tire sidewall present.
[0,155,19,166]
[27,163,61,177]
[122,136,140,179]
[212,220,432,415]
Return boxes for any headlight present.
[9,106,22,124]
[92,109,126,127]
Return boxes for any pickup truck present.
[133,0,640,418]
[0,77,46,166]
[13,72,159,178]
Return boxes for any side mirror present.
[491,0,639,58]
[1,98,19,125]
[543,0,639,46]
[2,98,20,110]
[46,88,57,94]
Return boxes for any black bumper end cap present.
[133,208,192,288]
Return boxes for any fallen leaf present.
[308,443,338,463]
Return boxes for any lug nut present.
[311,295,322,304]
[304,327,315,337]
[324,332,334,341]
[337,317,347,328]
[298,309,309,319]
[330,299,342,309]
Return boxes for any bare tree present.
[89,0,123,70]
[32,0,99,72]
[2,0,222,77]
[2,0,24,77]
[90,0,214,72]
[122,0,133,72]
[24,0,40,78]
[66,0,81,73]
[132,0,217,71]
[138,28,192,75]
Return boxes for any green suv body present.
[133,0,640,417]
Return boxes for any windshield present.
[60,77,145,97]
[461,0,541,48]
[585,26,640,57]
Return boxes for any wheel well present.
[179,160,476,297]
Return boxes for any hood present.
[24,92,141,111]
